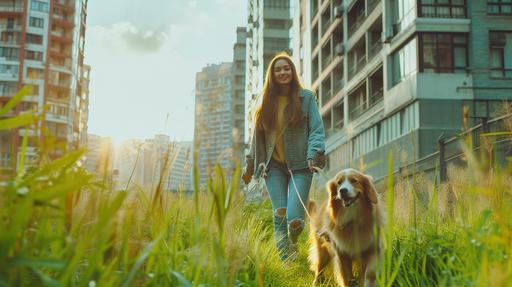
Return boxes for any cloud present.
[90,22,168,54]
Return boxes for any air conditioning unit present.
[381,26,393,43]
[334,5,343,18]
[335,43,344,55]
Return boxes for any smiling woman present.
[242,53,326,261]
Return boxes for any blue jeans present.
[264,159,313,260]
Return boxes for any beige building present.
[0,0,89,179]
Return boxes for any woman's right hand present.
[242,173,252,185]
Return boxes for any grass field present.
[1,89,512,286]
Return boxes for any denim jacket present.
[242,89,326,180]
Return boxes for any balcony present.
[321,8,331,36]
[52,14,75,28]
[51,31,73,44]
[311,23,319,49]
[333,62,344,95]
[369,67,383,107]
[49,47,72,58]
[0,2,23,14]
[0,39,21,46]
[321,76,332,106]
[367,0,381,15]
[0,23,22,31]
[321,41,332,71]
[368,17,382,61]
[348,0,366,37]
[348,38,367,80]
[349,84,367,120]
[54,0,75,12]
[333,101,344,130]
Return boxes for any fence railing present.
[374,113,512,184]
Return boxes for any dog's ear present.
[363,175,378,204]
[327,179,337,198]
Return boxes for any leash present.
[288,168,312,219]
[288,166,333,220]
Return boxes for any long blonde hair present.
[254,53,305,132]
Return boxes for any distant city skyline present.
[85,0,246,145]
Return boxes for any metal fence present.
[378,113,512,185]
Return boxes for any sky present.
[85,0,247,145]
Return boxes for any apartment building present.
[295,0,512,180]
[194,63,235,187]
[84,133,113,177]
[0,0,89,178]
[232,27,247,162]
[246,0,293,135]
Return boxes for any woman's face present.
[273,59,293,86]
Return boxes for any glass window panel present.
[438,44,453,72]
[453,35,467,44]
[454,47,467,73]
[436,6,450,17]
[452,7,465,17]
[423,42,436,72]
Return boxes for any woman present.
[242,53,326,261]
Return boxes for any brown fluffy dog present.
[308,168,384,287]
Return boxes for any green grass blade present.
[0,86,31,116]
[0,112,38,130]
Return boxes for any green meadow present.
[1,89,511,286]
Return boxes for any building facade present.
[0,0,89,178]
[84,133,113,177]
[194,63,236,187]
[245,0,293,137]
[114,136,193,193]
[294,0,512,180]
[232,26,247,161]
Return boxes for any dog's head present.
[327,168,378,208]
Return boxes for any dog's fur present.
[308,168,384,287]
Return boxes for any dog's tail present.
[307,200,317,215]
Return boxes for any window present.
[263,0,290,9]
[26,33,43,45]
[392,0,416,34]
[392,38,417,86]
[25,50,44,61]
[0,81,18,96]
[489,31,512,77]
[419,0,466,18]
[30,1,49,12]
[0,47,19,61]
[27,68,44,80]
[419,33,467,73]
[0,64,18,75]
[264,19,288,29]
[488,0,512,14]
[29,17,44,28]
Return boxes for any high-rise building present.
[194,63,235,187]
[294,0,512,180]
[245,0,293,135]
[232,27,247,160]
[114,135,193,193]
[84,133,113,178]
[0,0,89,178]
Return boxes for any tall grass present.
[1,89,511,286]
